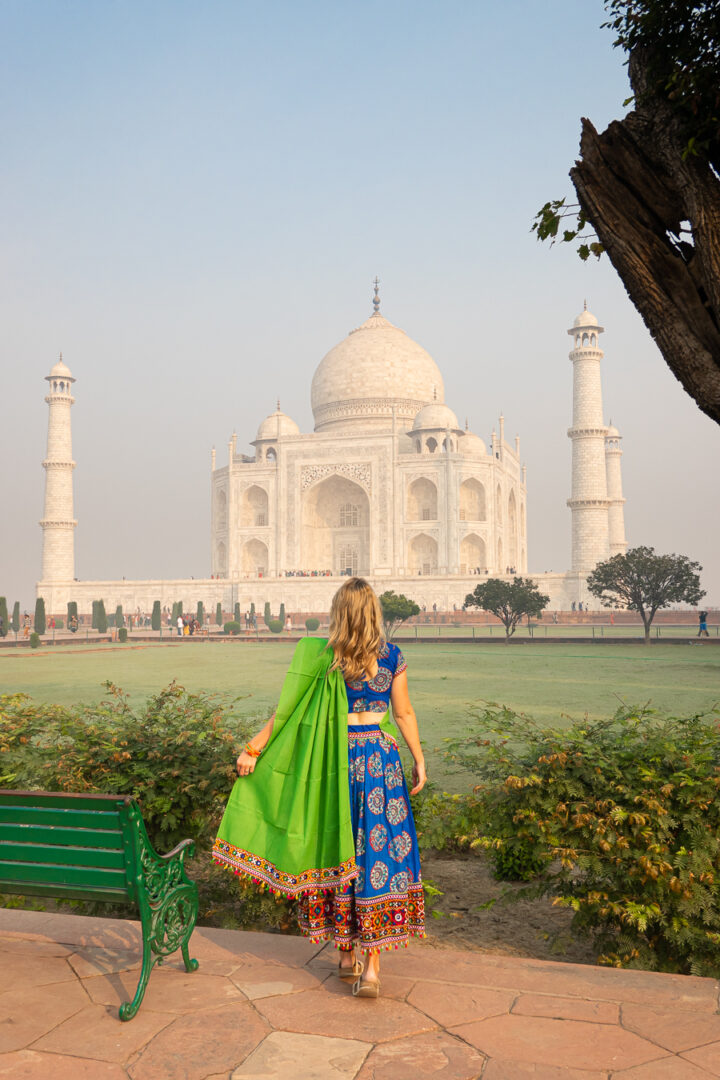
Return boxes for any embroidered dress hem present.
[212,838,358,897]
[297,882,426,952]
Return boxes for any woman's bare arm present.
[236,713,275,776]
[390,671,426,794]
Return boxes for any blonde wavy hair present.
[327,577,385,683]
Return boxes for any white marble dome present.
[49,357,74,380]
[255,407,300,441]
[311,311,445,432]
[459,431,487,455]
[573,307,599,328]
[411,402,460,431]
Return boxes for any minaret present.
[40,355,77,582]
[567,305,610,571]
[605,423,627,556]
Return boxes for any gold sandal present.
[352,975,380,998]
[337,953,364,979]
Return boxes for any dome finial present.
[372,276,380,314]
[277,398,281,411]
[583,298,587,311]
[59,352,63,362]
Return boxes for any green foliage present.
[587,546,704,641]
[215,602,223,626]
[115,605,124,629]
[263,602,271,627]
[234,602,241,624]
[34,598,46,636]
[55,618,64,629]
[465,577,549,638]
[197,601,205,625]
[96,600,108,634]
[11,602,20,633]
[532,198,604,261]
[379,590,420,639]
[250,602,255,618]
[268,618,283,634]
[91,600,99,629]
[279,602,286,624]
[224,621,241,635]
[151,601,161,631]
[305,617,320,633]
[439,703,720,976]
[29,633,40,649]
[0,597,8,637]
[171,602,178,623]
[118,627,128,643]
[67,601,78,623]
[0,683,253,850]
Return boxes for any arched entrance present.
[302,475,370,574]
[408,533,438,576]
[242,539,268,576]
[407,477,438,521]
[460,533,486,574]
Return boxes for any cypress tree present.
[67,601,78,623]
[171,601,178,623]
[96,600,108,633]
[250,602,255,619]
[279,602,286,624]
[177,601,183,617]
[234,602,241,624]
[263,601,271,627]
[91,600,99,629]
[34,597,46,635]
[115,604,124,628]
[11,601,20,632]
[215,602,223,626]
[0,597,8,637]
[197,601,205,625]
[151,601,161,631]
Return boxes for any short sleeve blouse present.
[344,641,407,714]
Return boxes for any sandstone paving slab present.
[230,960,323,1000]
[0,979,88,1053]
[450,1014,669,1072]
[512,994,619,1025]
[482,1063,610,1079]
[682,1042,720,1077]
[0,1049,128,1079]
[407,980,515,1027]
[320,969,415,1002]
[254,986,438,1042]
[0,932,72,957]
[128,1000,269,1080]
[31,1002,174,1062]
[0,950,76,993]
[68,946,142,979]
[611,1057,714,1079]
[231,1031,371,1079]
[84,966,246,1014]
[621,1003,720,1053]
[354,1029,487,1080]
[194,925,322,967]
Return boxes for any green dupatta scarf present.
[212,638,357,896]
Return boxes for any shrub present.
[224,621,241,635]
[263,602,271,627]
[279,602,286,624]
[440,704,720,977]
[11,602,20,633]
[234,602,241,625]
[305,617,320,633]
[29,633,40,649]
[197,601,205,625]
[115,605,124,628]
[0,597,8,637]
[67,601,78,624]
[250,602,255,620]
[0,683,253,850]
[151,601,161,631]
[118,627,128,643]
[55,618,64,629]
[215,602,223,626]
[96,600,108,634]
[268,619,283,634]
[34,598,46,636]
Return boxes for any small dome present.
[573,307,599,328]
[411,402,460,431]
[49,357,73,379]
[606,424,620,437]
[459,431,487,455]
[255,408,300,441]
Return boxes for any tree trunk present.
[570,50,720,425]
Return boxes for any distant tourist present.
[214,577,426,999]
[284,616,292,633]
[698,611,709,637]
[177,615,183,637]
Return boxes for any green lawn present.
[2,640,718,786]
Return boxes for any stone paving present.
[2,909,720,1079]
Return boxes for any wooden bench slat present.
[1,879,132,903]
[0,823,125,849]
[0,859,127,890]
[0,792,130,811]
[0,841,127,870]
[0,805,124,830]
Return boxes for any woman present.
[213,577,426,997]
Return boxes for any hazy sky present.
[2,0,717,610]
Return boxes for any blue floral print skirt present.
[296,725,425,952]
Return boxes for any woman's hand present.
[410,759,427,795]
[236,751,258,777]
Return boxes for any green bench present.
[0,789,199,1020]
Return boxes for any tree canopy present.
[586,545,704,641]
[465,577,550,639]
[534,0,720,424]
[379,591,420,639]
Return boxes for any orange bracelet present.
[244,743,262,758]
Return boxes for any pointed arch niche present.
[408,533,438,576]
[215,489,227,529]
[302,475,370,574]
[242,538,268,576]
[242,485,269,528]
[459,478,486,521]
[508,490,518,568]
[460,533,486,574]
[407,477,438,522]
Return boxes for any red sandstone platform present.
[2,908,720,1079]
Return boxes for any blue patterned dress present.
[296,642,425,951]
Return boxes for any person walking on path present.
[176,615,183,637]
[698,610,709,637]
[213,577,427,999]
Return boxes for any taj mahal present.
[36,287,627,615]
